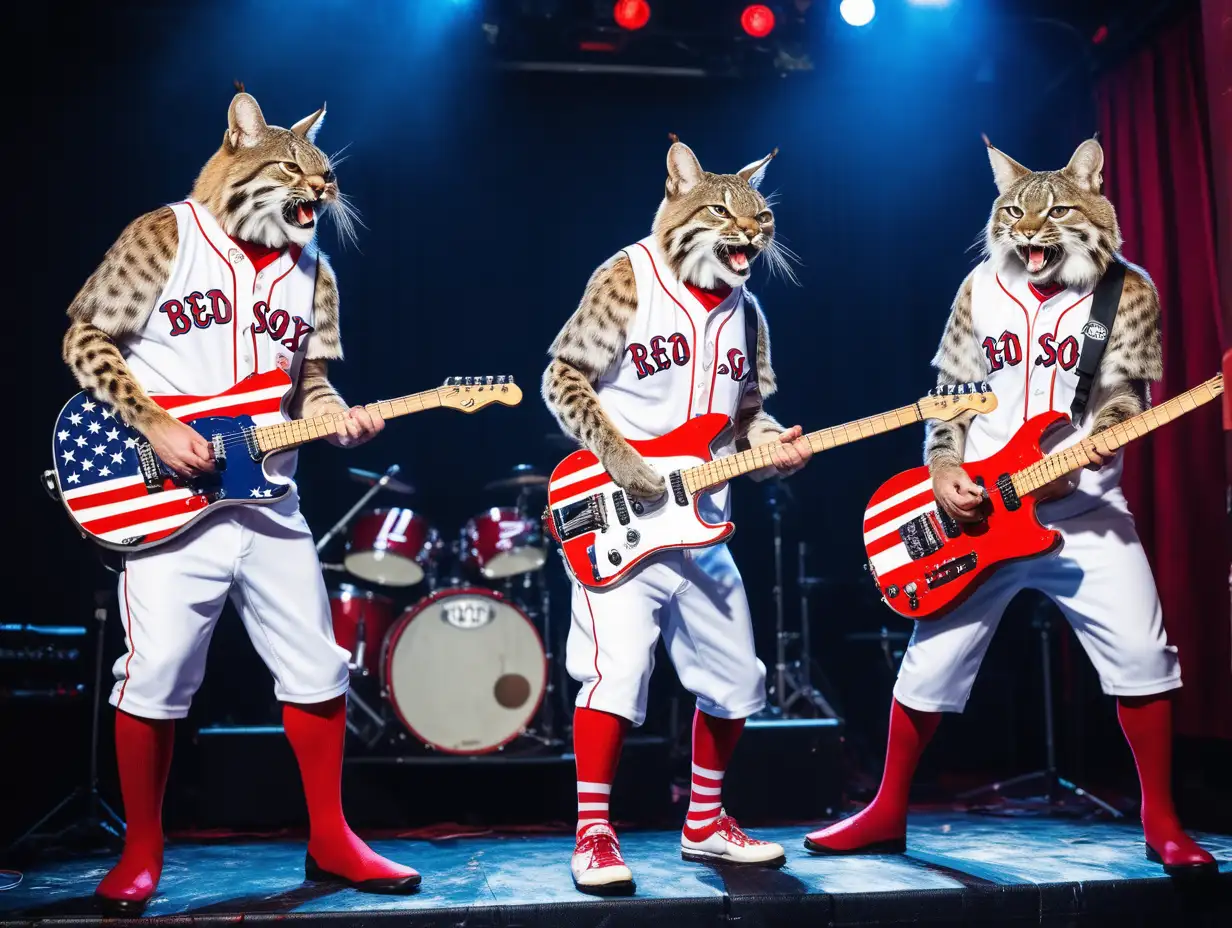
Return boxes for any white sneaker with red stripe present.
[571,823,635,893]
[681,811,786,866]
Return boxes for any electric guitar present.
[545,383,998,589]
[864,373,1224,619]
[49,369,522,551]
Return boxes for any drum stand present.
[315,463,403,556]
[766,482,839,719]
[956,603,1122,817]
[9,591,126,852]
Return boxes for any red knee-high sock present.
[574,707,630,835]
[283,697,417,881]
[96,711,174,904]
[683,710,745,839]
[1117,694,1214,867]
[806,699,940,851]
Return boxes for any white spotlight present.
[839,0,875,28]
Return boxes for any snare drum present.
[328,585,395,674]
[461,508,547,580]
[382,588,547,754]
[344,508,441,587]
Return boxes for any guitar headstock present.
[917,381,998,421]
[438,375,523,412]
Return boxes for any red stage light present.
[614,0,651,31]
[741,4,776,38]
[1092,24,1108,44]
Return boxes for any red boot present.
[804,700,940,854]
[95,712,175,916]
[1118,694,1216,876]
[283,697,421,893]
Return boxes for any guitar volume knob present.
[626,529,640,545]
[607,550,622,566]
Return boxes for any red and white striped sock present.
[683,709,745,840]
[573,707,629,835]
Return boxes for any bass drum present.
[382,588,546,755]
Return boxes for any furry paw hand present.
[608,446,666,500]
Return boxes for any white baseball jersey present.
[564,237,767,726]
[963,259,1123,521]
[106,201,348,719]
[124,200,326,480]
[596,235,754,521]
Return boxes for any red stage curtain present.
[1096,9,1230,739]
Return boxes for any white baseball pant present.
[894,499,1181,713]
[567,544,767,727]
[110,495,350,719]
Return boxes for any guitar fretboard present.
[683,403,926,493]
[1011,375,1223,496]
[253,389,445,453]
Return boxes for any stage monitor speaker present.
[722,718,844,824]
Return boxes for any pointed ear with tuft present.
[1064,138,1105,193]
[228,93,268,149]
[290,103,327,143]
[982,134,1031,195]
[666,138,704,198]
[737,148,778,190]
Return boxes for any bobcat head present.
[192,91,358,249]
[983,137,1121,289]
[653,138,796,290]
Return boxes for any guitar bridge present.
[552,494,609,542]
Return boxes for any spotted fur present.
[542,139,784,497]
[63,91,352,431]
[924,271,980,471]
[289,358,346,419]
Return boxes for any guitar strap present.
[1070,258,1126,422]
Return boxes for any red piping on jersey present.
[1047,291,1095,410]
[705,303,739,414]
[260,255,302,377]
[635,242,698,423]
[187,202,240,385]
[582,588,602,707]
[996,273,1033,424]
[117,570,135,708]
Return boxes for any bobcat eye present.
[1049,206,1071,219]
[280,161,301,174]
[708,205,730,218]
[757,211,772,224]
[1004,205,1024,219]
[322,169,336,183]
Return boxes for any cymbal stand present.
[780,544,839,718]
[315,463,401,554]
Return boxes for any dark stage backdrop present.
[22,0,1217,835]
[1097,7,1231,740]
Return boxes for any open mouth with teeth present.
[716,244,757,274]
[1016,244,1061,274]
[284,199,319,230]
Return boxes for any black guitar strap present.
[1070,259,1126,422]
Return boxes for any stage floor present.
[4,813,1230,926]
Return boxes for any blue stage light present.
[839,0,875,28]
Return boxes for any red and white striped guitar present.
[864,374,1223,619]
[49,369,521,551]
[545,384,997,589]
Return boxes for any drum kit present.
[317,463,564,757]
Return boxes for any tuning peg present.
[485,375,494,386]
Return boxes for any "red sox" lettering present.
[159,291,314,353]
[982,330,1023,372]
[628,333,691,379]
[1035,333,1079,370]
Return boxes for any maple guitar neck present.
[684,402,928,494]
[252,389,445,454]
[1011,374,1224,497]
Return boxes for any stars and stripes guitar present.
[864,373,1223,619]
[48,369,522,552]
[545,383,997,589]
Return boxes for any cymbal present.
[844,629,911,643]
[485,464,550,492]
[348,467,415,495]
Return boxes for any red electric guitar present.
[545,383,998,589]
[864,373,1224,619]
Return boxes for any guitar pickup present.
[996,473,1021,511]
[899,513,945,560]
[136,440,165,492]
[925,553,978,589]
[669,471,688,506]
[612,490,630,526]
